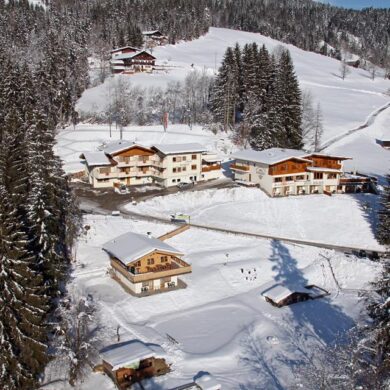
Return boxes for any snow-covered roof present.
[114,50,156,61]
[102,140,138,155]
[153,143,207,155]
[100,340,166,371]
[110,46,139,53]
[103,231,183,264]
[194,374,221,390]
[232,148,310,165]
[81,152,112,167]
[202,153,223,163]
[262,284,311,304]
[306,167,342,173]
[142,30,161,35]
[304,152,351,160]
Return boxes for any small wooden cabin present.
[262,284,329,308]
[98,340,170,390]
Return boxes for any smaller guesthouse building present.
[103,231,192,296]
[110,50,156,74]
[98,340,169,389]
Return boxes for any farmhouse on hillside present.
[80,141,223,189]
[103,231,192,296]
[110,46,156,74]
[97,340,170,389]
[231,148,353,197]
[142,29,168,46]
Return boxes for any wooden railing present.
[201,165,221,172]
[230,163,250,171]
[110,258,192,283]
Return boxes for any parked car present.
[177,182,193,190]
[170,213,190,223]
[115,184,129,194]
[111,210,121,217]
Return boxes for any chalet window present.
[286,176,293,181]
[192,154,197,160]
[182,156,187,161]
[173,157,177,162]
[274,177,283,183]
[173,168,177,173]
[182,167,186,172]
[191,164,197,170]
[314,172,323,180]
[147,258,154,265]
[161,256,168,262]
[296,175,305,180]
[136,261,141,266]
[172,179,176,183]
[177,178,181,182]
[177,167,182,173]
[327,173,337,179]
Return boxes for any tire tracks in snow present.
[319,100,390,151]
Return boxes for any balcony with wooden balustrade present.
[230,163,250,172]
[111,257,192,283]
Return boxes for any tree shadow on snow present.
[240,240,355,389]
[350,192,382,241]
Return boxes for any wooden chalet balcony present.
[111,258,192,283]
[230,163,250,171]
[202,165,221,172]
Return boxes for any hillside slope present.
[78,27,390,144]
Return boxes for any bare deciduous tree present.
[339,59,350,80]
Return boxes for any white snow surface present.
[102,231,183,263]
[325,102,390,180]
[55,123,234,173]
[77,27,390,144]
[42,214,381,389]
[125,187,383,250]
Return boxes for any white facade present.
[82,142,223,189]
[231,148,349,197]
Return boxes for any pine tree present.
[276,49,303,149]
[211,46,238,130]
[0,128,48,390]
[377,175,390,245]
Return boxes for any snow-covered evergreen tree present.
[276,49,303,149]
[377,175,390,246]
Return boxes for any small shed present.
[194,374,221,390]
[98,340,170,389]
[261,284,328,308]
[376,139,390,149]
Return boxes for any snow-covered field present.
[77,27,390,144]
[125,187,382,250]
[55,123,234,173]
[43,215,380,389]
[325,102,390,181]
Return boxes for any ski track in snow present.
[321,100,390,150]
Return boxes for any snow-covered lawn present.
[125,187,382,250]
[77,27,390,143]
[55,123,234,173]
[325,102,390,180]
[44,214,381,389]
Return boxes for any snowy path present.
[320,100,390,150]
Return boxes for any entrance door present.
[249,174,252,182]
